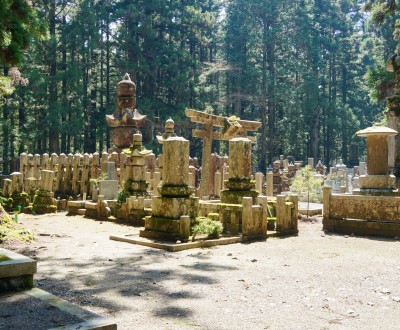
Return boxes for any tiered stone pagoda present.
[106,73,153,151]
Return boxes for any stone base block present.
[158,185,193,197]
[353,188,398,196]
[144,216,180,233]
[0,248,36,292]
[152,196,198,219]
[359,175,396,189]
[220,189,258,204]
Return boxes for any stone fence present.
[323,186,400,237]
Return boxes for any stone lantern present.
[355,123,398,195]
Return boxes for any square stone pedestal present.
[140,196,198,241]
[353,175,398,196]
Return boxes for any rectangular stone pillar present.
[214,171,221,198]
[80,153,90,196]
[255,172,264,195]
[10,172,23,194]
[56,154,65,195]
[289,194,299,233]
[323,186,331,223]
[276,195,286,232]
[241,197,253,237]
[266,172,273,196]
[72,154,81,195]
[40,170,55,191]
[33,154,41,179]
[152,172,161,196]
[101,161,116,180]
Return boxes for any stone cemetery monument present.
[323,123,400,237]
[220,138,258,204]
[140,136,199,241]
[106,73,154,151]
[185,108,261,198]
[354,123,398,195]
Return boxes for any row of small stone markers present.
[13,150,278,201]
[13,151,203,199]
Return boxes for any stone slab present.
[68,201,86,208]
[110,235,242,252]
[77,209,86,216]
[323,218,400,238]
[99,180,119,200]
[359,175,396,189]
[0,288,117,330]
[0,248,37,279]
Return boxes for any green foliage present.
[0,0,47,65]
[0,76,14,97]
[0,205,34,244]
[0,0,391,171]
[290,165,323,203]
[191,216,223,241]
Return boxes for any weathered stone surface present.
[40,170,54,192]
[359,174,397,189]
[229,138,252,179]
[10,172,23,194]
[99,180,118,200]
[151,196,196,219]
[220,189,258,205]
[324,185,400,236]
[162,137,190,186]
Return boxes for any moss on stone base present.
[158,184,193,197]
[0,274,34,292]
[144,216,180,233]
[32,190,56,214]
[220,189,258,204]
[224,179,255,191]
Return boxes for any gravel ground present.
[3,212,400,330]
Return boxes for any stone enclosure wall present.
[323,186,400,237]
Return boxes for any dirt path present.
[4,212,400,330]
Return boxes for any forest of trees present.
[0,0,398,174]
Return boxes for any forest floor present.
[2,211,400,330]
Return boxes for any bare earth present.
[4,212,400,330]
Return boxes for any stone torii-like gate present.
[185,108,261,198]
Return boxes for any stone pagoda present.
[106,73,153,151]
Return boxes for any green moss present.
[158,184,192,197]
[224,178,255,191]
[220,189,258,204]
[122,179,149,197]
[191,217,223,241]
[0,205,34,243]
[0,254,11,262]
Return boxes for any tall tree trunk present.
[48,0,59,153]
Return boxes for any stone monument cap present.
[165,117,175,129]
[165,136,188,142]
[230,137,251,142]
[356,123,398,137]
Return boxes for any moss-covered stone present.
[144,216,181,233]
[123,179,149,197]
[0,274,34,292]
[220,189,258,204]
[224,178,255,191]
[158,184,193,197]
[32,190,56,214]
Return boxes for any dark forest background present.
[1,0,398,173]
